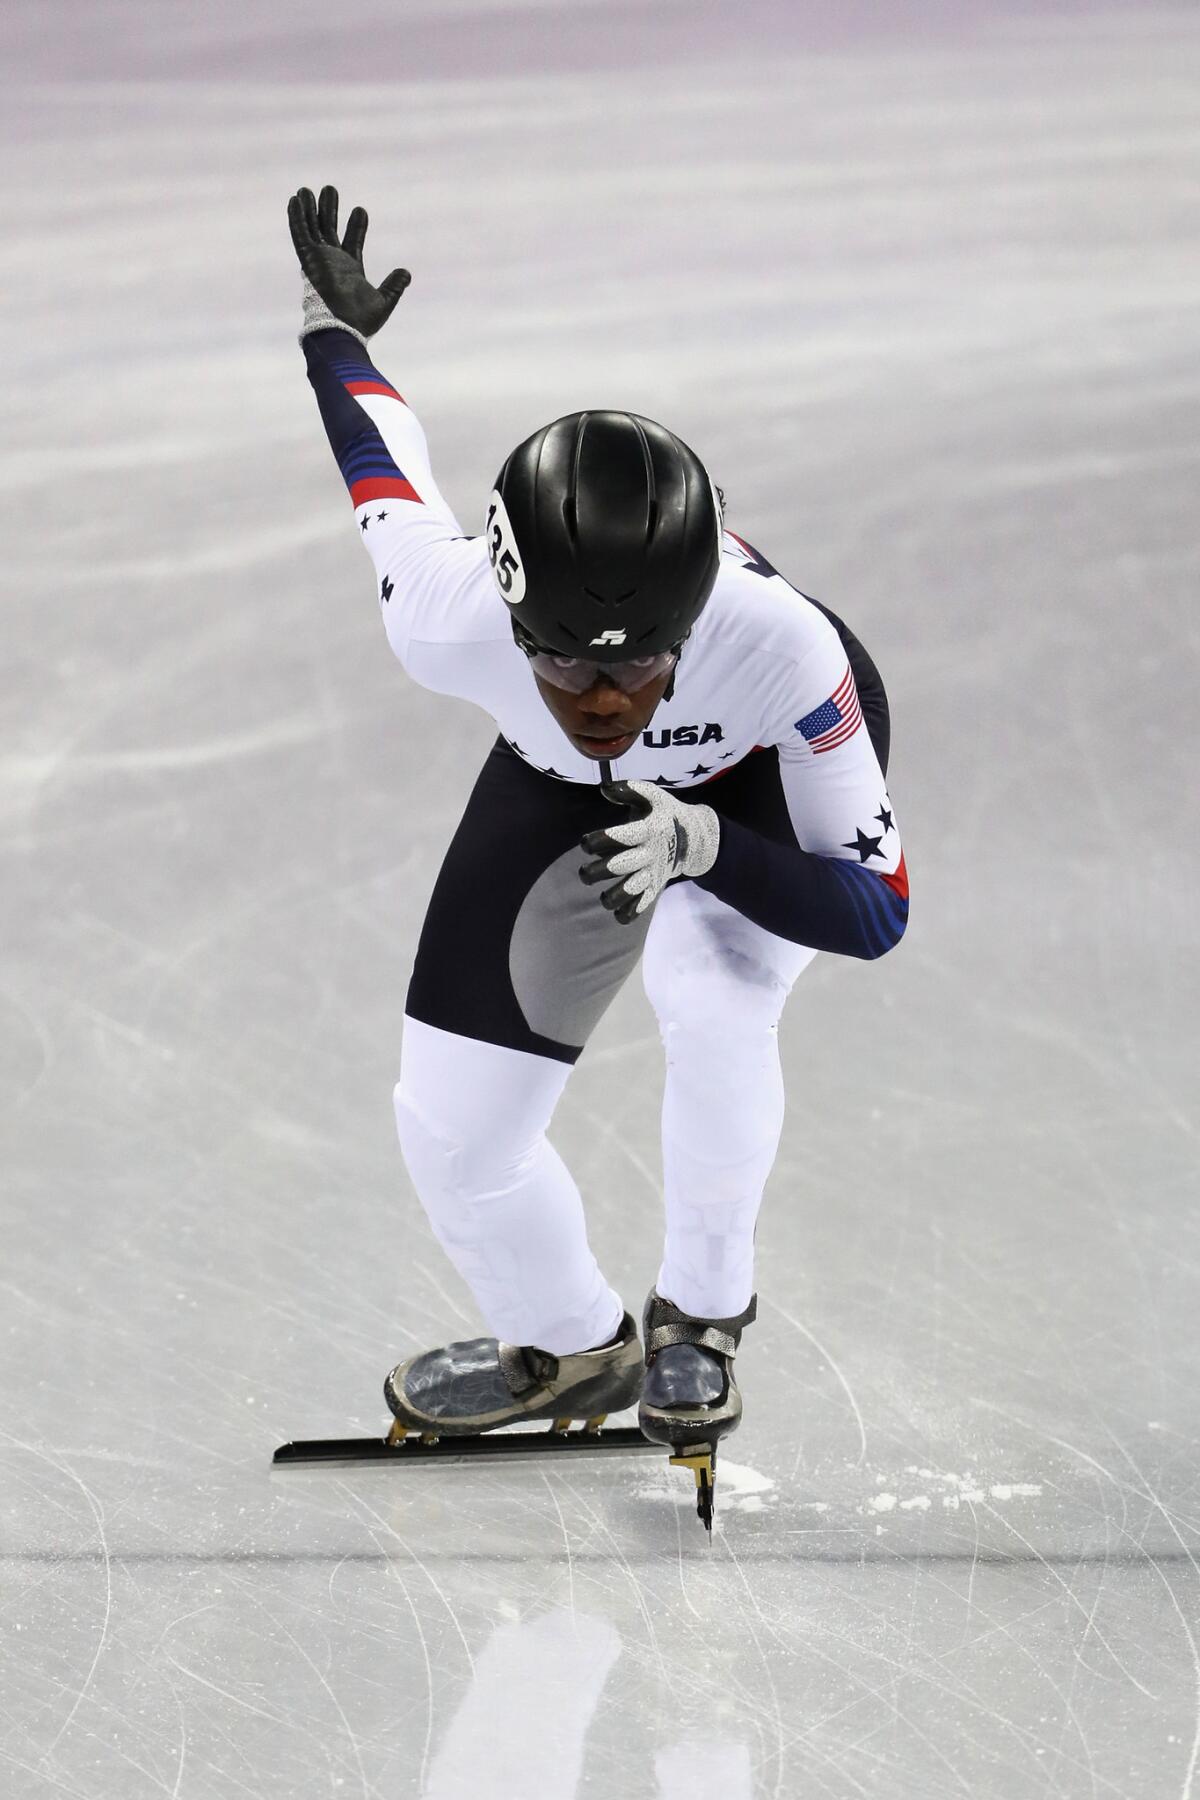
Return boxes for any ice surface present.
[2,2,1199,1794]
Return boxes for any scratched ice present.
[2,1,1199,1796]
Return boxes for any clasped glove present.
[579,781,720,924]
[287,184,411,339]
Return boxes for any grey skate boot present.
[384,1311,644,1445]
[637,1288,757,1531]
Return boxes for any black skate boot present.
[638,1288,757,1532]
[383,1311,644,1444]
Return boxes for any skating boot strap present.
[642,1290,757,1361]
[497,1341,559,1398]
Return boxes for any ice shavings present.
[851,1467,1044,1518]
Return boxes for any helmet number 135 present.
[485,491,527,606]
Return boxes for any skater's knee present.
[645,945,790,1041]
[393,1083,455,1189]
[393,1081,540,1200]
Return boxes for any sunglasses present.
[523,648,679,695]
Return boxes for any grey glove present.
[287,184,411,339]
[579,781,720,923]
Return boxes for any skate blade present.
[273,1424,657,1467]
[668,1448,716,1534]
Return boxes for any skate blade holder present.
[387,1413,607,1447]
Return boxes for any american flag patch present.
[795,667,863,753]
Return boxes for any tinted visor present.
[525,648,678,695]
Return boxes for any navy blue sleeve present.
[301,329,426,508]
[694,816,909,959]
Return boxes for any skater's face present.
[532,664,675,761]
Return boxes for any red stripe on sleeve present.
[878,851,909,902]
[345,379,406,403]
[349,475,422,507]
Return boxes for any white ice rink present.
[2,1,1198,1794]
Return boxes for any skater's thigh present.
[648,742,819,1023]
[406,738,652,1065]
[642,878,816,1030]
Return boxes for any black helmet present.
[485,410,722,662]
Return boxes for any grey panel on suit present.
[509,843,653,1044]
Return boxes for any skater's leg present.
[395,1017,624,1356]
[393,740,650,1359]
[641,879,815,1320]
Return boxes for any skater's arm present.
[695,811,909,960]
[805,599,890,780]
[694,630,908,959]
[289,185,488,677]
[722,531,891,779]
[300,324,473,565]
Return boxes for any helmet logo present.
[590,628,628,646]
[485,490,526,606]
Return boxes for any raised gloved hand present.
[579,781,720,923]
[286,184,411,339]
